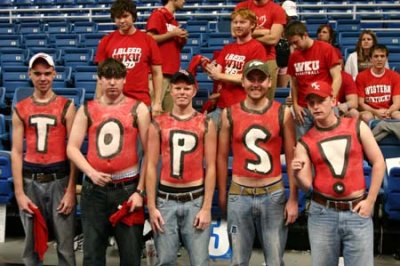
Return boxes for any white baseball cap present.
[282,1,298,17]
[29,53,55,69]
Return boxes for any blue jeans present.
[20,177,76,266]
[208,107,222,128]
[154,195,210,266]
[308,201,374,266]
[227,188,287,266]
[80,180,143,266]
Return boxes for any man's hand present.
[353,199,374,218]
[149,207,165,234]
[284,198,299,225]
[293,105,306,125]
[87,171,112,187]
[57,190,76,215]
[152,102,163,116]
[127,192,144,212]
[205,63,221,81]
[374,108,388,119]
[193,209,211,230]
[16,193,36,214]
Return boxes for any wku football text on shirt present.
[294,60,320,76]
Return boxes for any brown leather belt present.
[23,171,66,183]
[229,180,284,196]
[158,189,204,202]
[312,193,366,211]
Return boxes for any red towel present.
[109,201,145,227]
[29,204,48,261]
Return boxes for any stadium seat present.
[72,21,98,33]
[62,48,94,67]
[54,66,73,87]
[27,47,62,64]
[275,87,290,104]
[14,0,33,6]
[0,35,22,49]
[207,32,232,48]
[80,32,105,48]
[23,33,49,48]
[185,20,209,33]
[46,21,71,34]
[73,66,97,100]
[0,48,27,66]
[0,24,15,34]
[0,114,8,150]
[193,88,209,111]
[384,167,400,220]
[52,34,80,48]
[2,66,31,99]
[336,19,361,32]
[17,22,43,34]
[34,0,55,5]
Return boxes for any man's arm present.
[282,106,298,225]
[291,142,313,192]
[387,95,400,117]
[290,76,306,125]
[145,123,164,233]
[358,96,384,118]
[147,28,188,44]
[253,24,284,46]
[353,121,385,217]
[217,109,230,216]
[57,103,77,215]
[151,64,164,115]
[127,102,151,211]
[11,111,35,214]
[67,107,112,186]
[330,64,342,98]
[194,119,217,230]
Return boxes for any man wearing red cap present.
[146,70,217,265]
[218,60,298,265]
[292,80,385,266]
[67,58,150,265]
[12,53,76,265]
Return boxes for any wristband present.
[135,189,146,197]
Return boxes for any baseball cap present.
[29,53,55,69]
[305,81,333,99]
[243,60,270,78]
[282,1,298,17]
[171,69,195,85]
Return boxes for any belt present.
[158,189,204,202]
[24,171,66,183]
[86,175,138,190]
[229,180,284,196]
[312,193,366,211]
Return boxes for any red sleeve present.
[95,34,110,64]
[216,46,228,67]
[146,10,163,33]
[325,43,340,69]
[272,5,287,26]
[391,71,400,96]
[355,72,366,98]
[342,71,357,96]
[235,1,247,10]
[249,41,267,61]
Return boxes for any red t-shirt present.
[216,39,267,108]
[153,112,208,185]
[236,0,286,60]
[300,118,365,198]
[229,101,284,179]
[337,71,357,103]
[287,40,340,107]
[356,68,400,109]
[15,96,71,164]
[95,30,162,105]
[146,7,184,75]
[85,98,140,173]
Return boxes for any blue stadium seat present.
[193,88,209,111]
[62,48,94,67]
[275,87,290,104]
[52,34,80,48]
[14,0,33,6]
[0,35,22,49]
[384,167,400,220]
[73,66,97,100]
[54,66,73,87]
[23,33,49,48]
[0,151,13,204]
[282,164,307,213]
[46,21,71,34]
[207,32,232,48]
[0,151,12,179]
[72,21,98,33]
[34,0,55,5]
[0,114,8,150]
[0,87,5,108]
[336,19,361,32]
[0,48,27,66]
[80,32,105,48]
[17,22,43,34]
[186,32,206,48]
[186,20,209,33]
[2,66,31,99]
[27,47,62,65]
[0,24,15,34]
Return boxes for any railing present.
[0,3,398,23]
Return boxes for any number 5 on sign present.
[209,219,232,259]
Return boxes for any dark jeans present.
[81,180,143,266]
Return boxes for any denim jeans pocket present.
[228,194,240,203]
[157,197,168,208]
[309,201,327,216]
[121,183,136,196]
[269,189,285,205]
[82,180,95,198]
[192,196,203,208]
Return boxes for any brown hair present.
[355,30,378,63]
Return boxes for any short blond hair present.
[231,8,257,29]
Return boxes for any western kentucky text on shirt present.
[293,60,320,75]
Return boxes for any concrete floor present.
[1,237,400,266]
